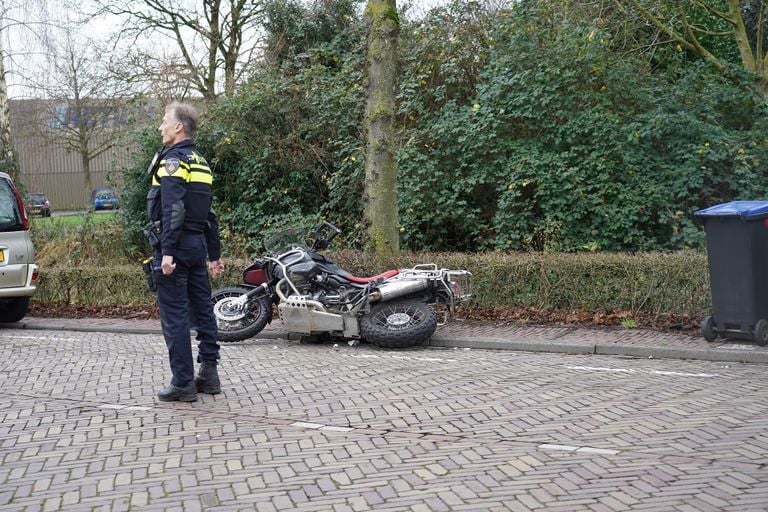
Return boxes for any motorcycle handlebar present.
[320,221,341,235]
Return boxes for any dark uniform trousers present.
[154,232,219,387]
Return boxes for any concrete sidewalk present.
[5,315,768,364]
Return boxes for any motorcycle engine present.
[286,261,355,313]
[288,261,318,293]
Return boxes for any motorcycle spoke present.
[211,287,272,342]
[373,303,426,331]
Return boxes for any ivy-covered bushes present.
[196,0,369,254]
[396,1,768,252]
[115,0,768,255]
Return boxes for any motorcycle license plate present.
[32,209,40,214]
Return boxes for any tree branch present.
[727,0,757,70]
[677,2,725,70]
[691,0,733,25]
[624,0,697,52]
[757,0,766,70]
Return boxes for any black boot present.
[157,382,197,402]
[195,360,221,394]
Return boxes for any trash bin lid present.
[694,201,768,220]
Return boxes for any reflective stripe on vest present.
[153,160,213,185]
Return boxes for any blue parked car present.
[93,188,120,210]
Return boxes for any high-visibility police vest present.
[146,139,213,253]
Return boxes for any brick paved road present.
[1,329,767,511]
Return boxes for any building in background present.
[9,99,156,209]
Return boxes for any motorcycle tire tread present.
[360,300,437,349]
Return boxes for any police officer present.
[148,102,225,402]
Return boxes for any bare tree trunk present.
[0,40,18,182]
[363,0,400,257]
[81,134,92,209]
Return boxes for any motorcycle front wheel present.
[211,287,271,342]
[361,300,437,349]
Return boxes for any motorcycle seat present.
[342,269,399,284]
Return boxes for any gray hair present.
[166,102,198,139]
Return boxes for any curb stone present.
[2,317,767,364]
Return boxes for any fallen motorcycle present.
[211,222,472,348]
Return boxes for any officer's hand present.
[208,259,225,277]
[161,255,176,275]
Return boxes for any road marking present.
[575,447,620,455]
[320,426,354,432]
[539,443,620,456]
[0,334,79,341]
[291,421,353,433]
[568,365,635,374]
[651,370,719,378]
[291,421,325,429]
[390,355,457,362]
[344,353,457,363]
[538,443,578,452]
[567,365,718,378]
[99,404,152,411]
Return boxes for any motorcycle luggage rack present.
[397,264,441,280]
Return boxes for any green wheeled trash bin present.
[694,201,768,346]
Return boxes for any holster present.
[143,220,162,249]
[141,257,157,293]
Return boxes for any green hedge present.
[34,251,710,317]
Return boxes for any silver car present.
[0,171,38,322]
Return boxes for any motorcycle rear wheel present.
[361,300,437,349]
[212,287,271,342]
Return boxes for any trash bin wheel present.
[754,319,768,346]
[701,316,718,342]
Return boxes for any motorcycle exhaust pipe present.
[369,279,429,302]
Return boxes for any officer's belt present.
[182,219,208,233]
